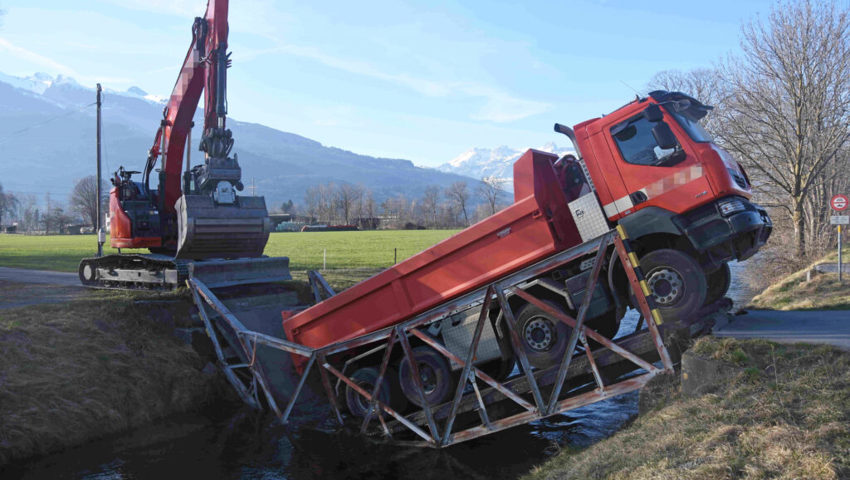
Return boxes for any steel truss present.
[189,226,678,448]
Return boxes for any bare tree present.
[336,183,362,224]
[647,68,727,136]
[70,175,107,227]
[446,181,470,226]
[477,176,506,217]
[0,183,19,227]
[364,190,376,229]
[420,186,440,228]
[718,0,850,258]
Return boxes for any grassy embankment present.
[0,288,225,465]
[749,244,850,310]
[525,337,850,480]
[0,230,457,465]
[0,230,460,273]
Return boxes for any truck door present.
[604,111,712,218]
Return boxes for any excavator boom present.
[80,0,280,289]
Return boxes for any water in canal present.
[7,263,754,479]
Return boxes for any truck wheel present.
[704,263,731,306]
[640,249,707,321]
[398,346,452,407]
[515,302,572,370]
[345,367,392,417]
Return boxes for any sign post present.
[831,194,849,282]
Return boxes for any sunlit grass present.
[0,230,461,273]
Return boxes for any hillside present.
[0,72,482,210]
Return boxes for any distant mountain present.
[438,142,573,191]
[0,72,482,210]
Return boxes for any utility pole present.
[96,84,104,257]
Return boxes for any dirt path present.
[714,309,850,350]
[0,266,80,286]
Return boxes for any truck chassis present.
[188,227,721,448]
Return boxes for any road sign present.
[831,216,850,225]
[831,194,849,211]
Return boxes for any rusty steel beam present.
[613,235,673,371]
[281,352,317,423]
[446,371,658,446]
[511,288,657,373]
[496,287,545,412]
[318,353,344,425]
[361,331,398,434]
[441,285,494,445]
[324,356,434,444]
[396,325,441,444]
[409,329,534,412]
[580,334,605,392]
[545,230,612,414]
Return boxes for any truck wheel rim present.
[524,317,554,351]
[647,268,684,305]
[418,364,437,395]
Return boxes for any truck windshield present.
[669,110,713,143]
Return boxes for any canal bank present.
[0,287,231,466]
[2,262,824,479]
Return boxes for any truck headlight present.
[718,198,747,216]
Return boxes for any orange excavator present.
[79,0,286,288]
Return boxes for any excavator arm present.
[120,0,269,260]
[143,0,234,213]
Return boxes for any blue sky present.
[0,0,774,167]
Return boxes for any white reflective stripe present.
[603,194,634,218]
[604,165,705,219]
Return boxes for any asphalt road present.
[0,266,80,286]
[714,309,850,349]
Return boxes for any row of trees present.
[649,0,850,267]
[0,176,107,233]
[298,178,509,229]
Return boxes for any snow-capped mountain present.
[0,71,482,209]
[438,142,574,190]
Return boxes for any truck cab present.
[571,90,771,318]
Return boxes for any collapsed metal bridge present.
[188,227,722,448]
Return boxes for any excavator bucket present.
[175,194,272,260]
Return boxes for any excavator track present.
[79,254,290,290]
[79,254,185,290]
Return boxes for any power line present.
[0,102,96,146]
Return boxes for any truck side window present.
[611,117,674,166]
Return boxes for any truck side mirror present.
[652,122,678,150]
[643,104,663,122]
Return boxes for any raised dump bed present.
[283,150,587,360]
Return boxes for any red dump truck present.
[283,90,772,415]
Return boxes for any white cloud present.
[0,36,77,77]
[272,43,551,123]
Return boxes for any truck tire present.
[515,301,572,370]
[704,262,731,306]
[398,346,453,407]
[640,249,707,322]
[345,367,392,417]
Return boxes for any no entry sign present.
[832,194,849,211]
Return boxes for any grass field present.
[525,337,850,480]
[0,230,460,273]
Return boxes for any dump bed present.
[283,150,583,358]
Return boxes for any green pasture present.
[0,230,461,273]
